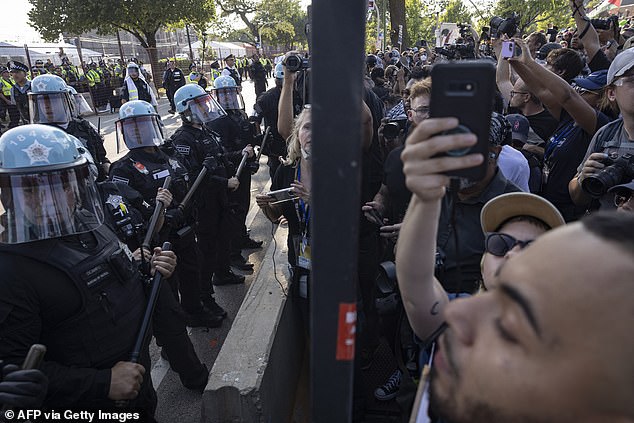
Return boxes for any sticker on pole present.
[335,303,357,361]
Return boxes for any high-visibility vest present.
[86,69,101,86]
[210,69,221,83]
[128,81,139,101]
[187,72,199,84]
[1,78,14,97]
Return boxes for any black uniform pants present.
[168,230,204,314]
[153,279,206,386]
[229,168,252,249]
[7,104,21,128]
[197,205,235,290]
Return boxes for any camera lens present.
[582,165,625,197]
[383,122,400,139]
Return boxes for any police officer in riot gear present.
[109,100,223,327]
[0,125,176,417]
[28,74,111,181]
[210,76,262,261]
[71,142,211,392]
[172,84,248,288]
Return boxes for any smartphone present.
[501,40,521,58]
[430,61,495,181]
[267,187,298,203]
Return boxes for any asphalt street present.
[86,77,278,422]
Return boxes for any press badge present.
[298,236,312,270]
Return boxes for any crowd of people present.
[1,0,633,420]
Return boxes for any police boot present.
[212,269,245,286]
[185,308,223,328]
[230,251,254,271]
[202,294,228,319]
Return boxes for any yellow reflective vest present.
[1,78,14,97]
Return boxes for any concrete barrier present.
[201,225,306,423]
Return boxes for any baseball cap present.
[608,179,634,193]
[536,42,562,60]
[505,114,529,144]
[481,192,566,233]
[573,69,608,91]
[607,48,634,85]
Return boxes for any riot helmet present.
[174,84,225,125]
[211,75,244,111]
[29,74,73,125]
[66,85,93,117]
[115,100,164,150]
[0,125,104,244]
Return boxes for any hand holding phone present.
[429,61,495,180]
[501,40,521,58]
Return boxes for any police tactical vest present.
[0,223,146,369]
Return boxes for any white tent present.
[187,40,247,60]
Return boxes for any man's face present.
[407,94,430,127]
[509,80,530,110]
[168,61,175,69]
[11,71,25,83]
[609,69,634,116]
[431,223,634,422]
[1,71,9,81]
[227,58,236,67]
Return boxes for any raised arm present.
[396,117,484,340]
[570,0,601,63]
[509,39,598,134]
[277,52,298,140]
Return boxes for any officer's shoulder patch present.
[111,175,130,185]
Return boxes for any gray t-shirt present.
[578,118,634,209]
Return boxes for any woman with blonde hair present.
[256,107,312,304]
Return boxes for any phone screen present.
[501,41,515,58]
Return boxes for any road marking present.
[151,358,171,389]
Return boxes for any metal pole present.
[311,0,364,421]
[23,44,33,79]
[376,3,381,51]
[384,2,388,50]
[116,30,125,63]
[186,24,194,61]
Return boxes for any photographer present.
[569,49,634,211]
[508,38,613,221]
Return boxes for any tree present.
[492,0,572,36]
[28,0,215,85]
[215,0,259,44]
[388,0,407,49]
[440,0,474,25]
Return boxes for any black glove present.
[203,155,218,173]
[164,208,185,228]
[0,364,48,408]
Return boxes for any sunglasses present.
[485,232,534,257]
[573,84,600,96]
[614,190,633,207]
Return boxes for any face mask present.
[421,54,428,62]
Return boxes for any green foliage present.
[28,0,215,46]
[441,0,473,25]
[492,0,573,35]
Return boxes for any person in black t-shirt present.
[509,39,614,221]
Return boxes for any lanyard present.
[295,165,310,237]
[544,120,576,164]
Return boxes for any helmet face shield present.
[212,87,243,110]
[29,92,73,124]
[0,164,104,244]
[116,115,164,150]
[187,94,226,124]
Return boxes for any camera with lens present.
[490,14,519,38]
[383,118,408,139]
[283,54,310,72]
[434,43,475,60]
[590,16,617,30]
[375,261,401,315]
[581,153,634,197]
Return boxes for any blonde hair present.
[284,108,311,166]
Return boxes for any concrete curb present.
[202,225,305,423]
